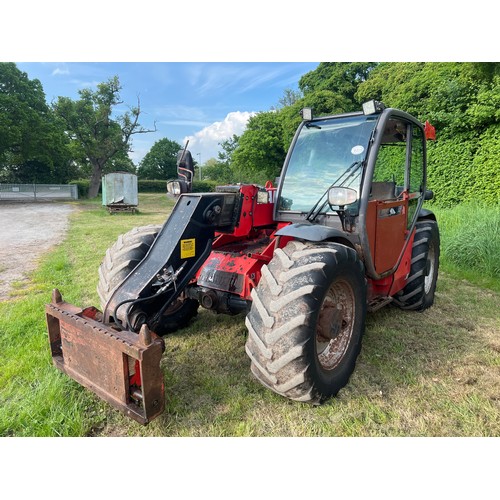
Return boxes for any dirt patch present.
[0,202,75,300]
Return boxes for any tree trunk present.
[88,161,103,198]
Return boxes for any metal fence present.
[0,183,78,201]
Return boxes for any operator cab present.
[275,100,434,280]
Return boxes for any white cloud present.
[183,111,256,162]
[51,66,69,76]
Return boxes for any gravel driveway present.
[0,202,75,300]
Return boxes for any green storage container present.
[102,172,138,209]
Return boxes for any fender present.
[275,222,349,243]
[418,208,437,221]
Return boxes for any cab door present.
[366,117,424,275]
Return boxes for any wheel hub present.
[317,303,343,342]
[316,279,355,371]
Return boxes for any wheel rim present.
[424,243,435,294]
[316,279,355,371]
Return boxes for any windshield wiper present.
[305,123,321,129]
[305,161,363,222]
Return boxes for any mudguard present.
[275,222,348,242]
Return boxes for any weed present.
[434,203,500,290]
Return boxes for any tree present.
[272,87,302,110]
[299,62,377,108]
[355,62,500,136]
[201,157,234,183]
[137,137,182,179]
[217,134,239,165]
[105,149,137,174]
[231,111,286,183]
[278,89,353,151]
[0,62,72,183]
[53,76,155,197]
[355,62,500,206]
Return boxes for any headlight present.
[257,190,269,204]
[167,181,181,195]
[362,100,385,115]
[167,180,184,196]
[300,107,313,121]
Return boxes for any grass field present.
[0,194,499,438]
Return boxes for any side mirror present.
[176,149,195,193]
[328,187,358,207]
[424,189,434,201]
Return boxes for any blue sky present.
[6,3,491,167]
[17,62,319,165]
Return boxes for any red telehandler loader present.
[46,101,439,424]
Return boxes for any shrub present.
[426,137,477,207]
[69,179,95,198]
[191,180,218,192]
[469,125,500,205]
[137,179,168,192]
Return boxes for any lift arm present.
[46,192,241,424]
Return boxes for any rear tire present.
[245,240,366,403]
[393,220,440,311]
[97,224,199,335]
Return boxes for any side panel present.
[373,199,408,274]
[366,227,415,303]
[195,233,276,300]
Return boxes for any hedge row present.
[70,178,218,198]
[427,124,500,207]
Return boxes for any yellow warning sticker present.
[180,238,196,259]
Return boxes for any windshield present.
[278,114,377,213]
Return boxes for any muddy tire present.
[393,220,440,311]
[245,240,366,403]
[97,224,199,335]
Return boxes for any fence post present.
[33,183,37,201]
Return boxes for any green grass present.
[0,194,174,436]
[1,194,499,436]
[432,203,500,292]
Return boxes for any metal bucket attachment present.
[46,289,165,425]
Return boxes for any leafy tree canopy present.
[53,76,154,197]
[217,134,240,165]
[201,158,234,184]
[356,62,500,136]
[137,137,182,179]
[231,111,286,184]
[299,62,377,107]
[0,62,73,183]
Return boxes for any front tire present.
[97,224,199,335]
[245,240,366,403]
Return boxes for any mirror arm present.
[335,206,355,233]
